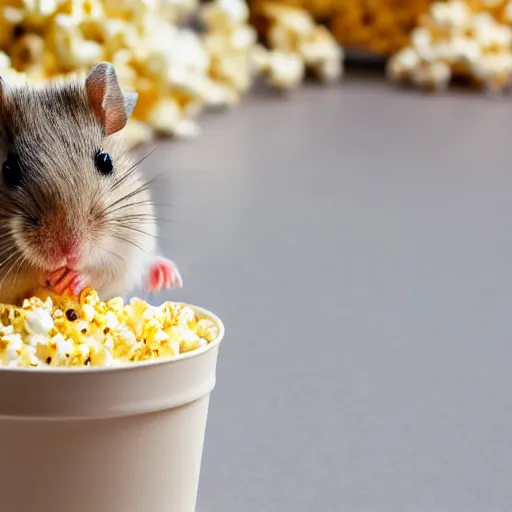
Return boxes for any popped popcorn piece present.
[121,119,154,149]
[195,318,219,343]
[0,290,220,368]
[168,325,201,353]
[53,334,77,366]
[24,309,54,336]
[263,50,305,89]
[0,334,25,367]
[87,338,114,366]
[173,118,201,138]
[146,97,183,136]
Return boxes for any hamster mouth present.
[43,251,83,273]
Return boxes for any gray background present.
[144,75,512,512]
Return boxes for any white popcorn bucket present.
[0,304,224,512]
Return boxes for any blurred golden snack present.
[0,0,265,147]
[331,1,433,56]
[388,0,512,91]
[12,0,512,144]
[249,2,343,87]
[250,0,512,61]
[250,0,433,56]
[0,0,345,148]
[201,0,260,103]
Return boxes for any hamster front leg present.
[43,258,183,298]
[44,267,82,296]
[147,257,183,292]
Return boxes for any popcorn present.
[24,309,54,336]
[195,318,219,343]
[0,290,220,368]
[0,0,241,147]
[250,0,432,57]
[0,0,347,146]
[146,97,184,136]
[387,0,512,92]
[10,33,46,73]
[0,334,25,367]
[253,3,343,88]
[200,0,261,103]
[202,0,250,30]
[261,50,305,89]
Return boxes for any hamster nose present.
[59,242,81,266]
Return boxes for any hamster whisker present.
[0,250,19,270]
[0,234,20,259]
[110,222,162,241]
[142,215,174,224]
[98,246,125,263]
[103,200,156,216]
[110,213,163,223]
[109,234,148,255]
[106,205,172,221]
[10,253,27,291]
[0,247,13,257]
[143,201,175,208]
[103,180,155,212]
[110,147,159,192]
[114,218,169,226]
[0,236,16,248]
[122,171,167,202]
[0,245,16,258]
[0,252,24,292]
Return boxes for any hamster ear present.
[85,62,138,136]
[123,91,138,120]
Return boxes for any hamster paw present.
[45,268,87,298]
[148,258,183,292]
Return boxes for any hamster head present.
[0,62,157,304]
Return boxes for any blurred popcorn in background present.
[250,0,433,56]
[251,2,343,88]
[2,0,512,148]
[388,0,512,91]
[0,0,344,147]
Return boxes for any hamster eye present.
[94,150,113,176]
[2,154,22,186]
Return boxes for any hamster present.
[0,62,182,306]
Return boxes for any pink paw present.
[147,258,183,292]
[44,268,87,298]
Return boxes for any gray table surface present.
[143,75,512,512]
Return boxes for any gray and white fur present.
[0,62,163,305]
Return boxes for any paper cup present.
[0,304,224,512]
